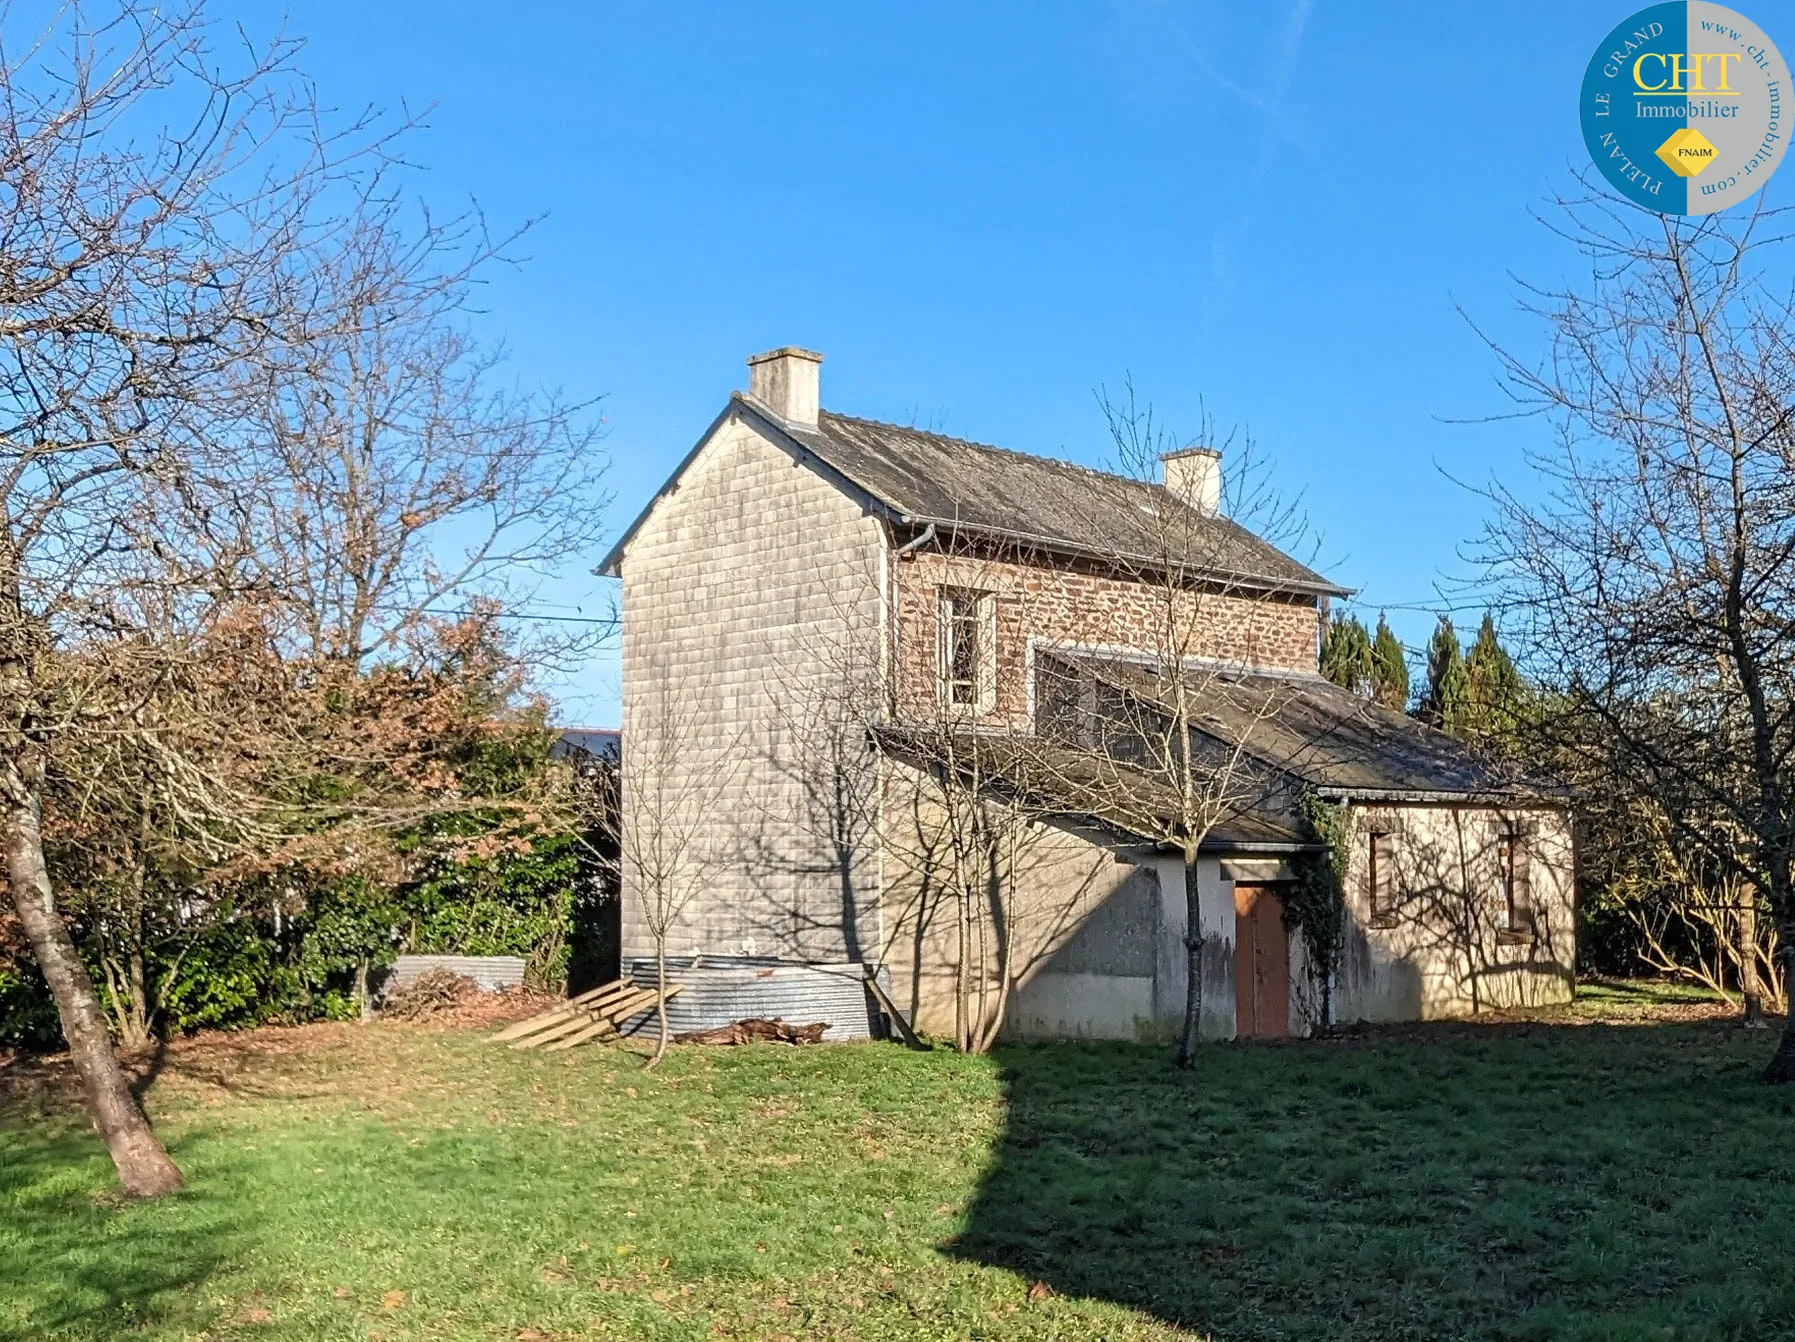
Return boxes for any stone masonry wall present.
[890,548,1322,725]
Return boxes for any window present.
[1367,830,1396,926]
[937,588,994,712]
[1499,824,1533,935]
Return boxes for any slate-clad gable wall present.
[890,550,1322,725]
[618,415,885,963]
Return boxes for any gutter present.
[1314,787,1569,807]
[900,512,1352,600]
[892,523,937,559]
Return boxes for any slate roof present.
[872,725,1317,854]
[1053,652,1546,800]
[552,727,620,764]
[600,395,1347,596]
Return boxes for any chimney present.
[745,346,823,428]
[1160,446,1222,517]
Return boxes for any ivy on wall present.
[1286,789,1352,1029]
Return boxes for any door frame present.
[1233,882,1291,1039]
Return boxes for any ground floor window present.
[1367,830,1396,927]
[1499,823,1533,936]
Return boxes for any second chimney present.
[1160,446,1222,516]
[746,346,823,427]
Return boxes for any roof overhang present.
[888,517,1352,601]
[595,395,908,578]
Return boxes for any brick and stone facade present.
[889,548,1322,727]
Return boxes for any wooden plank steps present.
[489,982,626,1042]
[492,979,682,1051]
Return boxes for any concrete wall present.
[878,762,1251,1043]
[880,758,1164,1040]
[1323,804,1576,1027]
[617,412,886,964]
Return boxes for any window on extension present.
[1367,829,1397,928]
[1498,822,1534,938]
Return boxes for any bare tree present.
[1473,183,1795,1080]
[621,666,738,1067]
[239,201,611,673]
[0,1,413,1196]
[877,690,1111,1054]
[1038,388,1318,1067]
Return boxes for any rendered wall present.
[879,759,1161,1040]
[1324,804,1577,1026]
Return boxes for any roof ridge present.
[818,408,1162,495]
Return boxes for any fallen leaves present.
[380,1289,406,1311]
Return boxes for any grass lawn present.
[3,988,1794,1341]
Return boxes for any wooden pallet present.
[490,979,682,1051]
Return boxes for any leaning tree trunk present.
[1765,931,1795,1085]
[2,763,182,1196]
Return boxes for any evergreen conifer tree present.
[1465,611,1523,749]
[1421,615,1471,738]
[1319,611,1373,696]
[1369,613,1409,712]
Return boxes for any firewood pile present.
[675,1018,830,1046]
[383,969,484,1020]
[488,979,682,1051]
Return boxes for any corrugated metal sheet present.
[618,957,889,1041]
[391,955,527,992]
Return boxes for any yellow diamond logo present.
[1657,127,1718,178]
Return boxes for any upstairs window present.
[1499,823,1533,935]
[936,588,995,713]
[1367,830,1396,927]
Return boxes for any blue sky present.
[281,1,1783,725]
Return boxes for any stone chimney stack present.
[1159,445,1222,517]
[746,347,823,428]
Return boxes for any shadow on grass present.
[0,1118,244,1341]
[948,1022,1795,1341]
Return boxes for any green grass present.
[3,991,1794,1341]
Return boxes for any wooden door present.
[1233,884,1290,1039]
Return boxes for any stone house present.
[598,347,1576,1042]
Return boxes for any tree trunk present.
[645,939,670,1069]
[954,881,971,1053]
[3,773,182,1196]
[115,942,151,1050]
[1763,1014,1795,1084]
[1740,887,1766,1028]
[1176,863,1202,1069]
[1764,931,1795,1084]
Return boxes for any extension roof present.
[1052,651,1555,803]
[599,395,1348,597]
[871,725,1317,854]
